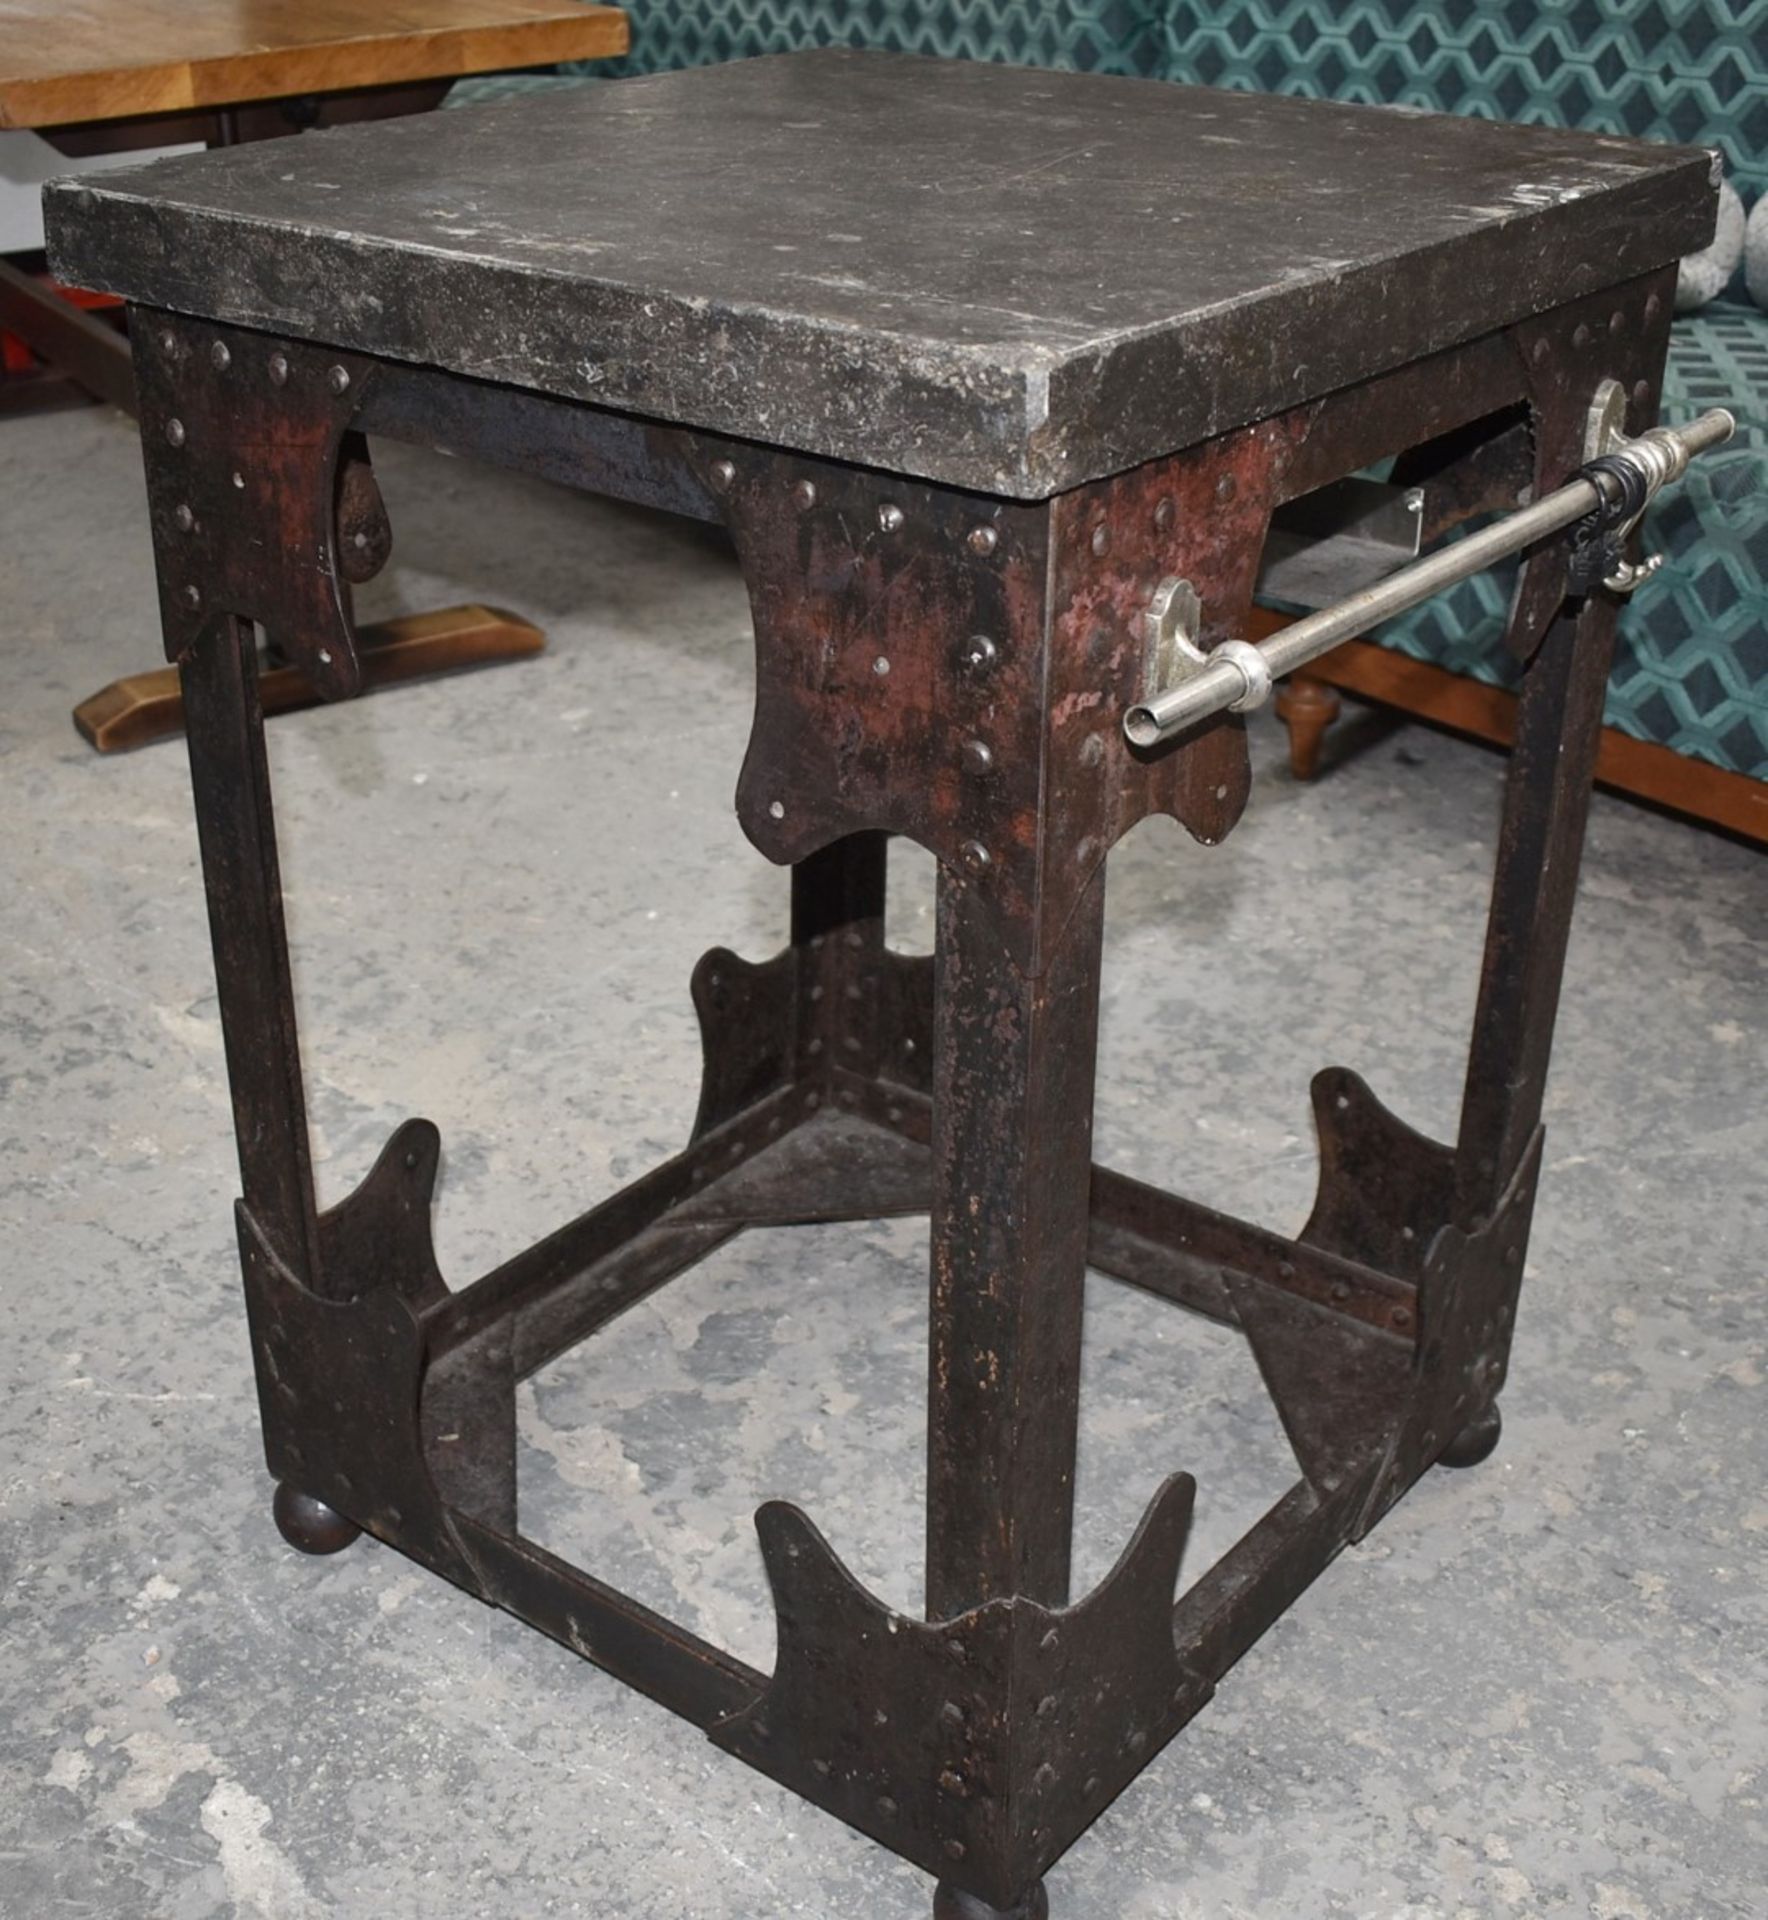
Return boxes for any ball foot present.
[273,1482,362,1554]
[934,1883,1049,1920]
[1437,1403,1503,1469]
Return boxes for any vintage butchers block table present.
[48,51,1728,1919]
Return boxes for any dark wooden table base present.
[1272,631,1768,845]
[0,84,553,748]
[73,603,543,750]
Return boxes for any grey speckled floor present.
[2,403,1765,1920]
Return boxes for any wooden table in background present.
[0,0,629,749]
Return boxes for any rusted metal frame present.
[151,303,772,1741]
[681,348,1623,1908]
[150,270,1680,1917]
[424,1086,801,1356]
[927,865,1108,1620]
[450,1514,768,1727]
[842,1077,1418,1337]
[175,615,321,1283]
[1453,266,1678,1229]
[355,359,721,525]
[1087,1163,1416,1336]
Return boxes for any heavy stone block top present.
[45,50,1717,496]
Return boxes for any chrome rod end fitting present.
[1214,639,1274,713]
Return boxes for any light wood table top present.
[0,0,628,130]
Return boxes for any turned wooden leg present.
[1274,672,1341,779]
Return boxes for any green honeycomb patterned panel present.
[1154,0,1768,199]
[563,0,1164,79]
[534,0,1768,198]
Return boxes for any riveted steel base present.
[142,262,1678,1918]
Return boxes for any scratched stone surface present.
[1,406,1765,1919]
[44,50,1717,496]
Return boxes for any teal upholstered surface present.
[534,0,1768,200]
[451,1,1768,779]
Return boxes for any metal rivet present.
[940,1700,964,1727]
[1035,1764,1057,1789]
[1391,1307,1411,1330]
[210,340,231,371]
[403,1149,420,1170]
[1127,1729,1147,1753]
[182,584,201,607]
[1330,1281,1350,1304]
[317,647,332,666]
[1422,1429,1438,1451]
[268,353,289,386]
[1090,521,1111,556]
[876,1795,898,1818]
[792,478,817,510]
[231,471,245,489]
[1645,291,1662,324]
[944,1840,966,1861]
[1572,323,1592,349]
[967,524,998,556]
[1041,1628,1059,1652]
[1633,378,1651,409]
[710,458,736,493]
[957,633,997,675]
[960,840,991,874]
[873,655,890,676]
[961,738,995,777]
[938,1768,965,1795]
[768,799,785,820]
[1214,473,1237,503]
[164,418,186,447]
[877,502,905,533]
[1531,337,1550,366]
[1609,309,1625,335]
[1036,1694,1057,1717]
[158,328,177,355]
[1079,733,1105,769]
[173,504,194,533]
[1154,496,1175,532]
[327,364,351,394]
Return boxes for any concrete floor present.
[1,401,1764,1920]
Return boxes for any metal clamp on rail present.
[1123,403,1737,749]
